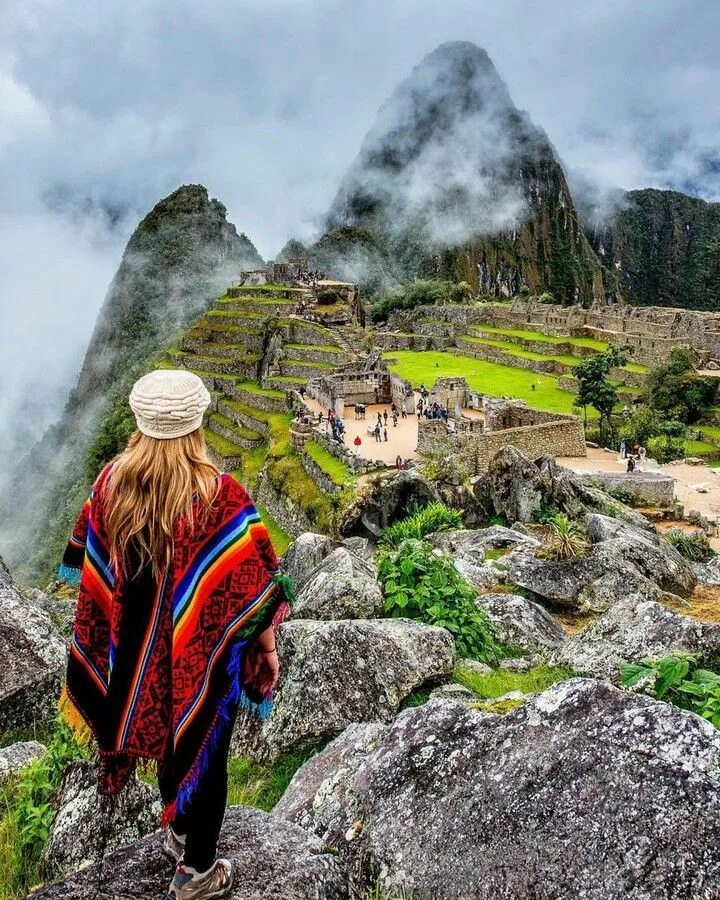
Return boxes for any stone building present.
[307,360,415,417]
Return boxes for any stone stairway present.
[329,324,367,361]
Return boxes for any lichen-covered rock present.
[293,548,382,620]
[574,567,666,613]
[339,469,442,540]
[475,592,567,654]
[0,558,66,733]
[282,533,338,589]
[482,446,544,523]
[556,596,720,679]
[41,761,162,877]
[504,550,611,607]
[30,806,349,899]
[0,741,46,779]
[233,619,455,761]
[586,514,696,596]
[425,524,540,560]
[278,679,720,899]
[692,554,720,585]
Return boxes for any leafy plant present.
[646,434,686,464]
[380,502,463,549]
[572,346,629,444]
[378,539,503,663]
[620,654,720,729]
[539,513,589,560]
[647,348,718,424]
[665,529,714,562]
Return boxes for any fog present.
[1,0,719,473]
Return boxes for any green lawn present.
[471,323,609,352]
[254,501,292,555]
[461,335,583,367]
[383,350,585,416]
[683,438,720,458]
[697,424,720,443]
[305,441,353,486]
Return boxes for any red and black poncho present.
[59,463,291,823]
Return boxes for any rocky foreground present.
[2,449,720,899]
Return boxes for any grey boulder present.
[0,558,66,733]
[233,618,455,761]
[278,679,720,899]
[0,741,46,779]
[282,533,338,589]
[41,761,162,877]
[293,548,382,620]
[30,806,349,899]
[475,592,567,654]
[692,554,720,585]
[556,595,720,679]
[425,524,540,561]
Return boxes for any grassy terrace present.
[383,349,584,416]
[683,437,720,458]
[205,429,245,459]
[470,323,610,351]
[305,441,353,487]
[231,380,286,400]
[461,335,583,367]
[209,412,262,443]
[285,343,343,353]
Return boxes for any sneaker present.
[166,859,233,900]
[163,827,186,862]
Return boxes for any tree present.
[647,348,718,424]
[573,346,628,446]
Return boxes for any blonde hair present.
[104,427,220,579]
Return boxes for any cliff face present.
[318,42,604,302]
[589,189,720,311]
[0,185,262,585]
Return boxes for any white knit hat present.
[129,369,211,439]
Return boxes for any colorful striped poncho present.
[59,463,292,823]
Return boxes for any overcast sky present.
[1,0,719,467]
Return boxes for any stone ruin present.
[307,359,415,418]
[417,377,587,475]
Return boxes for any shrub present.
[646,434,686,464]
[539,513,589,560]
[378,540,504,663]
[380,502,463,548]
[665,529,714,562]
[620,654,720,728]
[370,279,475,322]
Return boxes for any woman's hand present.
[256,648,280,695]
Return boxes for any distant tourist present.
[383,410,388,424]
[401,407,407,419]
[638,445,647,461]
[396,455,404,470]
[627,456,636,473]
[374,423,382,442]
[392,412,398,427]
[354,435,362,449]
[619,439,627,459]
[383,427,388,442]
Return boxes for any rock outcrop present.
[41,761,162,877]
[339,469,442,540]
[233,618,455,761]
[30,806,349,899]
[474,592,567,654]
[0,559,66,732]
[556,596,720,679]
[278,679,720,899]
[0,741,46,779]
[293,548,382,621]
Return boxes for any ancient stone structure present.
[583,471,675,507]
[417,389,586,476]
[307,361,415,417]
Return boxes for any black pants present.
[158,722,234,872]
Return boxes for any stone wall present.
[582,471,675,507]
[307,368,414,416]
[425,377,482,414]
[418,417,586,475]
[375,332,452,351]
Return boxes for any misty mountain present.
[316,41,604,302]
[0,184,262,585]
[588,188,720,311]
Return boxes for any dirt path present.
[559,447,720,524]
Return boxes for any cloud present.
[1,0,720,468]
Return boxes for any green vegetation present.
[573,346,628,443]
[371,279,475,322]
[620,654,720,728]
[265,452,334,534]
[380,502,462,548]
[647,349,718,424]
[254,501,292,556]
[683,437,719,458]
[664,529,714,562]
[226,747,319,810]
[538,513,589,560]
[304,442,353,487]
[0,722,87,899]
[470,324,609,351]
[454,663,574,700]
[378,539,504,663]
[383,350,582,415]
[461,335,583,367]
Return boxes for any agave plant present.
[540,513,589,561]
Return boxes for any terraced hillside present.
[155,284,355,550]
